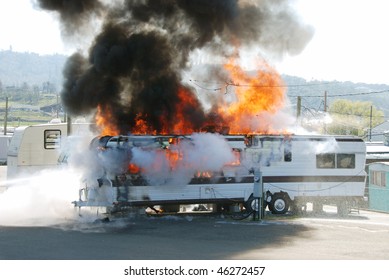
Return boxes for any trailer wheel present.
[244,196,260,212]
[269,193,290,215]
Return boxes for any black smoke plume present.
[37,0,313,134]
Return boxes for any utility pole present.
[296,96,301,118]
[67,115,72,136]
[369,105,373,141]
[296,96,302,127]
[3,97,8,135]
[323,91,328,133]
[56,93,59,119]
[324,91,328,112]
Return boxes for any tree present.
[327,99,384,137]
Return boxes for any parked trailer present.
[7,121,93,179]
[0,134,12,165]
[73,134,367,216]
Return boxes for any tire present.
[244,196,260,212]
[270,193,290,214]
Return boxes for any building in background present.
[368,162,389,213]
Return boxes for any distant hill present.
[0,50,67,91]
[282,74,389,116]
[1,51,389,116]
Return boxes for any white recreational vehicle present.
[73,133,367,215]
[7,121,93,179]
[0,134,12,165]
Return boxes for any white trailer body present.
[7,123,67,178]
[7,122,93,179]
[0,134,12,165]
[73,134,367,215]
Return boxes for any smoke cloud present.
[36,0,104,37]
[36,0,313,134]
[87,133,236,186]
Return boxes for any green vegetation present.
[0,83,61,126]
[327,99,384,137]
[283,75,389,138]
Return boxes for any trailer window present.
[317,153,355,169]
[283,139,292,162]
[370,171,386,187]
[337,154,355,169]
[44,129,61,149]
[316,153,335,168]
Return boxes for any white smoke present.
[0,168,82,226]
[312,137,339,154]
[131,146,173,185]
[130,133,236,186]
[181,133,235,171]
[0,133,98,226]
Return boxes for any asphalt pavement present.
[0,208,389,260]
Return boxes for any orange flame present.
[195,171,213,178]
[132,114,154,135]
[95,56,287,136]
[128,163,141,174]
[165,147,182,171]
[130,87,202,135]
[95,105,120,136]
[219,57,286,134]
[170,87,201,134]
[93,53,290,180]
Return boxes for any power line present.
[188,80,222,92]
[224,81,342,88]
[289,89,389,98]
[190,78,389,98]
[299,105,386,120]
[189,79,343,92]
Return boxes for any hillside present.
[0,50,66,90]
[1,50,389,117]
[283,75,389,116]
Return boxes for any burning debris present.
[37,0,313,135]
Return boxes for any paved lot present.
[0,208,389,260]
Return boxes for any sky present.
[277,0,389,85]
[1,0,389,85]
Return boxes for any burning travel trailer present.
[72,133,367,216]
[35,1,366,216]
